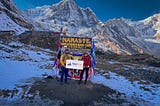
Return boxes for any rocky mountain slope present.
[95,19,147,55]
[0,0,33,34]
[134,14,160,57]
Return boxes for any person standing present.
[79,52,92,84]
[60,49,72,84]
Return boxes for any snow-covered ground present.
[0,42,53,90]
[91,72,160,106]
[0,59,52,89]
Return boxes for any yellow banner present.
[61,36,92,49]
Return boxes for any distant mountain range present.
[0,0,160,57]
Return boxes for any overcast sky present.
[13,0,160,21]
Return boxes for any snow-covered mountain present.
[137,14,160,57]
[0,0,33,34]
[94,18,147,55]
[23,0,99,35]
[22,0,160,56]
[99,17,160,56]
[140,14,160,38]
[23,0,144,55]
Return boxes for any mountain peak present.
[24,0,99,29]
[58,0,78,9]
[62,0,74,3]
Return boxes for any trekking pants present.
[80,68,89,82]
[60,66,69,83]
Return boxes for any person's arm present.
[60,54,65,67]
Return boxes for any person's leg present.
[85,68,89,84]
[60,66,65,82]
[64,68,68,83]
[67,69,71,77]
[79,69,84,84]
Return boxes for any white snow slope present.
[0,42,54,89]
[91,72,160,106]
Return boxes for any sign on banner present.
[61,36,92,50]
[66,60,84,70]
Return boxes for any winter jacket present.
[60,54,72,67]
[82,54,91,68]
